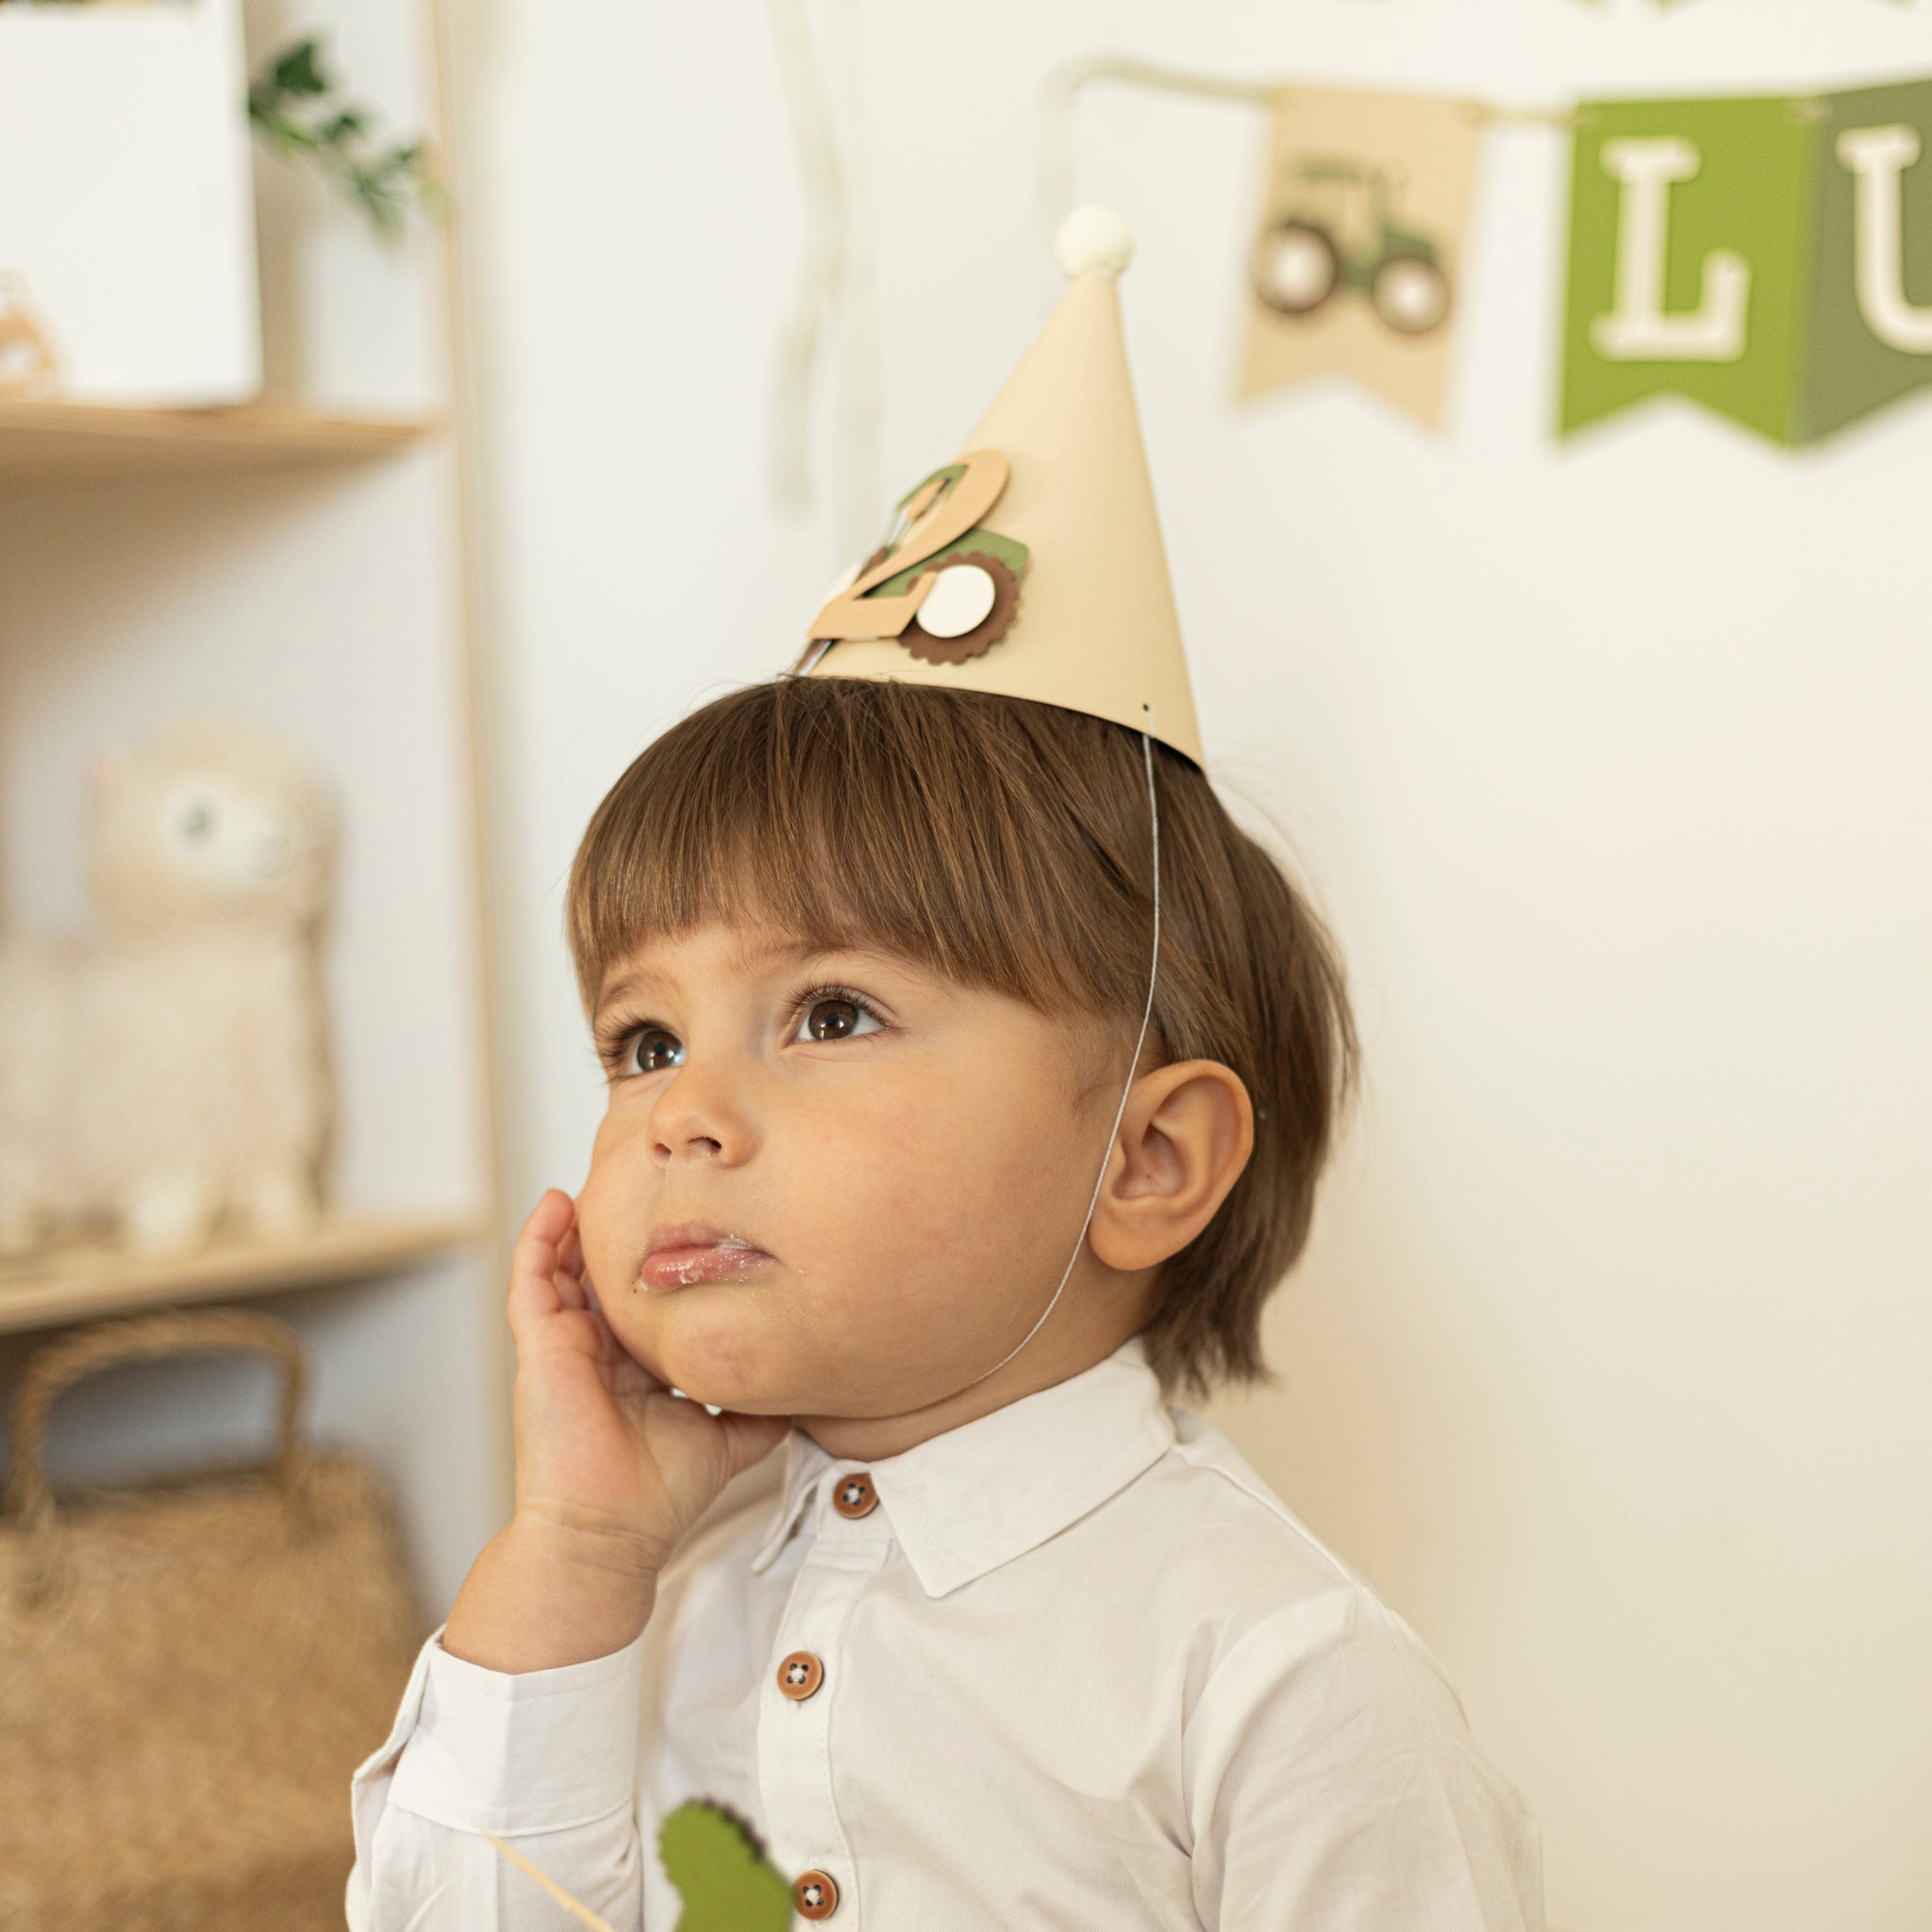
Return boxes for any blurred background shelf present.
[0,1215,485,1335]
[0,398,435,491]
[0,0,506,1617]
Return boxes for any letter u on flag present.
[1240,87,1483,428]
[1807,78,1932,442]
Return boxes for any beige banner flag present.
[1240,87,1483,427]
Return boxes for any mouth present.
[638,1222,776,1291]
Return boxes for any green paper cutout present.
[859,462,1031,604]
[1804,78,1932,442]
[894,461,964,508]
[869,526,1030,598]
[658,1800,793,1932]
[1560,94,1815,444]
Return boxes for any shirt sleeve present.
[346,1624,649,1932]
[1186,1588,1546,1932]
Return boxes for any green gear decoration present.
[658,1800,794,1932]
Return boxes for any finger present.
[607,1349,669,1400]
[525,1188,576,1245]
[714,1409,790,1478]
[557,1224,584,1280]
[507,1189,576,1335]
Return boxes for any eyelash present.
[789,982,889,1038]
[596,982,891,1076]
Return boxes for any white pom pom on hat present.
[1055,206,1136,280]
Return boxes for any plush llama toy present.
[0,719,336,1257]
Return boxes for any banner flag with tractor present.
[1239,86,1484,429]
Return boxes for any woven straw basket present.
[0,1308,426,1930]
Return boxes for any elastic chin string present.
[966,713,1163,1391]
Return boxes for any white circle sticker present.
[918,563,998,639]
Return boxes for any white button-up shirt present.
[348,1339,1543,1929]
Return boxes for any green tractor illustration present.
[1250,158,1453,337]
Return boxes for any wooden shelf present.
[0,398,436,491]
[0,1214,485,1335]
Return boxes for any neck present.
[791,1280,1155,1461]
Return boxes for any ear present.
[1087,1058,1255,1275]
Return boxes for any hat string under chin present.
[968,712,1162,1389]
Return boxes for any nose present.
[646,1061,751,1167]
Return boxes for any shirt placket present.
[756,1467,892,1924]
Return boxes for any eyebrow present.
[592,937,885,1013]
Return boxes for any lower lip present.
[639,1242,774,1291]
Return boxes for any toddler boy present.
[347,211,1543,1930]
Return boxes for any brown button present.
[793,1868,841,1918]
[831,1472,878,1519]
[776,1649,824,1700]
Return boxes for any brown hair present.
[567,676,1359,1399]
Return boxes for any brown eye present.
[807,999,860,1041]
[626,1027,685,1074]
[795,995,882,1043]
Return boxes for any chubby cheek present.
[575,1110,649,1303]
[774,1073,1090,1378]
[569,1062,1096,1414]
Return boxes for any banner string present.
[1035,54,1579,309]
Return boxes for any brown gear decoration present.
[901,551,1022,665]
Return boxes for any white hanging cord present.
[766,0,845,514]
[968,720,1163,1388]
[822,0,882,561]
[765,0,880,558]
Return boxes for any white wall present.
[443,4,1932,1927]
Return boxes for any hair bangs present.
[566,677,1151,1020]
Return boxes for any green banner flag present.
[1806,78,1932,441]
[1562,85,1932,446]
[1560,95,1816,444]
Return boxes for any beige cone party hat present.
[801,208,1204,766]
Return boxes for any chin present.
[625,1287,806,1414]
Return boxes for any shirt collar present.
[749,1337,1175,1598]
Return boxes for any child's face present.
[576,920,1136,1427]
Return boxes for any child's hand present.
[507,1188,786,1567]
[443,1191,786,1674]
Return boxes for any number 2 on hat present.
[808,449,1009,642]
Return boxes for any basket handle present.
[5,1307,309,1530]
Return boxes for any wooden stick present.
[484,1832,621,1932]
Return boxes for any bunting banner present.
[1220,69,1932,447]
[1240,87,1484,428]
[1560,81,1932,444]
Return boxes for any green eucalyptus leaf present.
[247,34,446,238]
[273,39,328,96]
